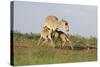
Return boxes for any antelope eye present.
[65,23,68,25]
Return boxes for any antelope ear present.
[61,18,64,21]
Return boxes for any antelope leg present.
[66,38,73,50]
[62,42,66,48]
[48,35,55,48]
[37,37,42,46]
[41,39,47,46]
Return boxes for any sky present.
[13,1,97,37]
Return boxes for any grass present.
[12,32,97,66]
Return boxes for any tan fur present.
[43,16,58,31]
[54,30,73,50]
[37,26,54,48]
[43,16,69,46]
[43,16,69,31]
[37,26,73,49]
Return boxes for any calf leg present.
[48,30,55,48]
[48,35,55,48]
[37,37,42,46]
[66,38,73,50]
[62,41,66,48]
[41,39,48,46]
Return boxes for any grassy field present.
[12,32,97,66]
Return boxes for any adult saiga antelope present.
[43,16,69,47]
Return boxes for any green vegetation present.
[69,34,97,45]
[13,32,97,66]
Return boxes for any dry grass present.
[12,32,97,66]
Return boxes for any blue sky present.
[14,1,97,37]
